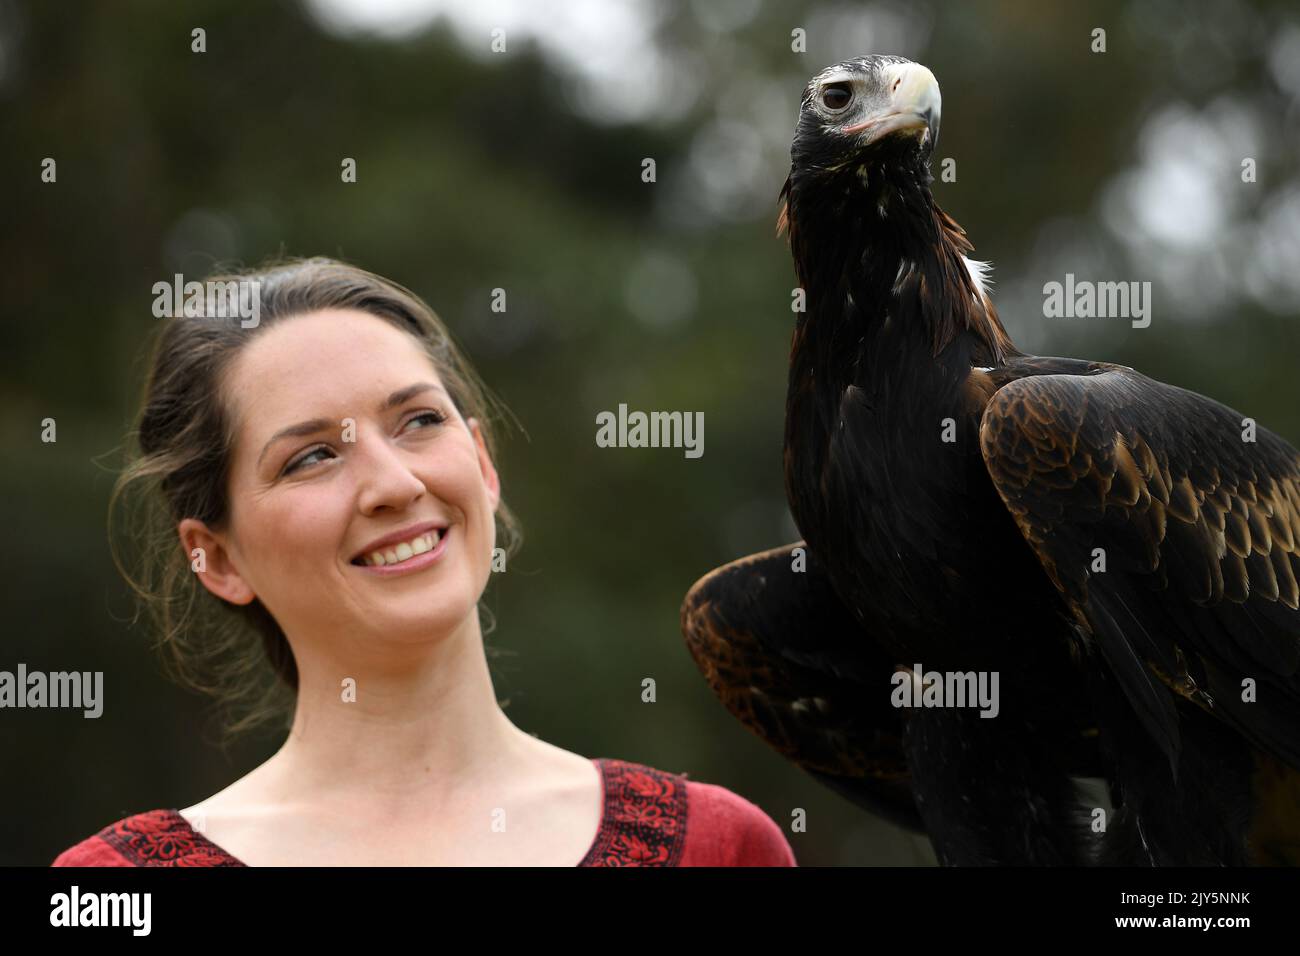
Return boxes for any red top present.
[50,757,797,867]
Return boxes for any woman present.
[52,258,795,867]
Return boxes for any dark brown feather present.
[680,544,916,808]
[978,366,1300,773]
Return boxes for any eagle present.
[681,54,1300,865]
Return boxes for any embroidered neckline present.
[578,758,689,867]
[98,758,688,867]
[100,808,245,867]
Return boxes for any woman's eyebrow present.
[256,382,448,468]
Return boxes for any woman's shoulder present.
[51,808,243,867]
[589,758,797,867]
[680,776,798,867]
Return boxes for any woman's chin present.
[360,599,479,643]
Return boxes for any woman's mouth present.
[350,527,449,575]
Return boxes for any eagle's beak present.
[842,62,941,150]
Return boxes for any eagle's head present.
[788,54,941,195]
[779,56,1017,366]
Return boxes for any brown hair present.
[108,257,521,743]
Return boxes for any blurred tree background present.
[2,0,1298,866]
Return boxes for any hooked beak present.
[842,62,941,150]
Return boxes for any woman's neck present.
[261,614,534,814]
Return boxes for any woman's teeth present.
[360,530,440,567]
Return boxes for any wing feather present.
[681,542,925,831]
[978,367,1300,772]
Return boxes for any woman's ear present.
[467,417,500,511]
[177,518,256,606]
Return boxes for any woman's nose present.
[354,434,426,513]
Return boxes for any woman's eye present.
[403,410,447,432]
[280,410,446,476]
[283,446,332,475]
[822,83,852,111]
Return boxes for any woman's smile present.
[351,525,452,577]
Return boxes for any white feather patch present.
[963,256,993,304]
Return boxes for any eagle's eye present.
[821,83,852,111]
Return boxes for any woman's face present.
[182,308,500,649]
